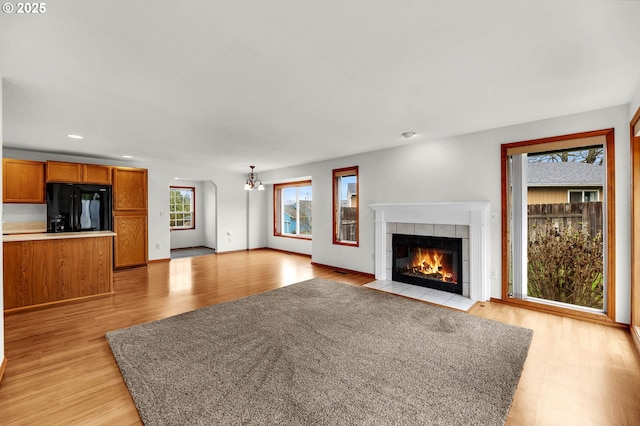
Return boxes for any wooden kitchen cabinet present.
[46,161,112,184]
[2,158,46,203]
[113,213,148,268]
[113,166,148,269]
[46,161,81,182]
[82,164,112,184]
[3,235,114,311]
[113,167,148,210]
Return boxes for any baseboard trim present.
[632,325,640,355]
[310,261,375,279]
[268,248,312,258]
[0,357,6,385]
[148,258,170,264]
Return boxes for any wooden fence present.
[527,202,603,238]
[339,207,357,241]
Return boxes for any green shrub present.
[527,220,603,309]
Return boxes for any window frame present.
[332,166,359,246]
[169,186,196,231]
[273,180,312,240]
[500,128,616,324]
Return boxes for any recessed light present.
[401,132,416,139]
[121,155,133,158]
[67,134,84,139]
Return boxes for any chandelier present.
[243,165,265,191]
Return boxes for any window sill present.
[274,234,312,241]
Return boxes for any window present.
[501,129,615,323]
[568,190,599,202]
[170,186,195,230]
[333,166,358,246]
[274,181,312,238]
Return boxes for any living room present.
[2,2,640,424]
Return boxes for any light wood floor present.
[1,249,639,425]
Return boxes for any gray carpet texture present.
[106,279,532,426]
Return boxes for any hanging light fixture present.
[243,165,265,190]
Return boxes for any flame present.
[407,248,455,282]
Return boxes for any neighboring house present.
[283,209,295,234]
[347,183,357,208]
[527,162,604,204]
[283,200,312,234]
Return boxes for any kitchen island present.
[3,231,116,312]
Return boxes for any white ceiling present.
[1,1,640,173]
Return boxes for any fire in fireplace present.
[392,234,463,294]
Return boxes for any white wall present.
[203,181,217,250]
[630,83,640,118]
[248,189,267,249]
[258,104,632,324]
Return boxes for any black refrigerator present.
[46,183,113,232]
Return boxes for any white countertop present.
[3,230,117,242]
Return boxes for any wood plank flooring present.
[1,249,639,425]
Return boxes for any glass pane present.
[569,191,582,202]
[169,187,195,228]
[524,146,605,310]
[282,187,297,234]
[298,185,312,235]
[338,175,357,242]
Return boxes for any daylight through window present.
[170,186,195,230]
[274,181,312,238]
[333,166,358,246]
[502,129,615,321]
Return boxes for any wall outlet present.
[155,243,160,249]
[490,269,497,279]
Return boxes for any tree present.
[528,147,603,164]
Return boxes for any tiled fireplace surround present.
[387,222,471,297]
[369,202,491,303]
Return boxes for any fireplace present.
[370,202,491,302]
[392,234,463,294]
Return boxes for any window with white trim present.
[170,186,195,230]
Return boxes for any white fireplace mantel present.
[369,202,491,302]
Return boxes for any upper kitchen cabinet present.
[46,161,81,182]
[113,167,148,211]
[82,164,112,185]
[2,158,46,203]
[46,161,112,184]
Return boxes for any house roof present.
[284,200,312,218]
[527,162,604,187]
[1,2,640,172]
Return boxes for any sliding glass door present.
[501,129,616,322]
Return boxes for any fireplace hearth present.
[392,233,463,294]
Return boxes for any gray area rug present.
[106,279,533,425]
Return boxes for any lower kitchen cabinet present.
[3,234,114,311]
[113,213,148,269]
